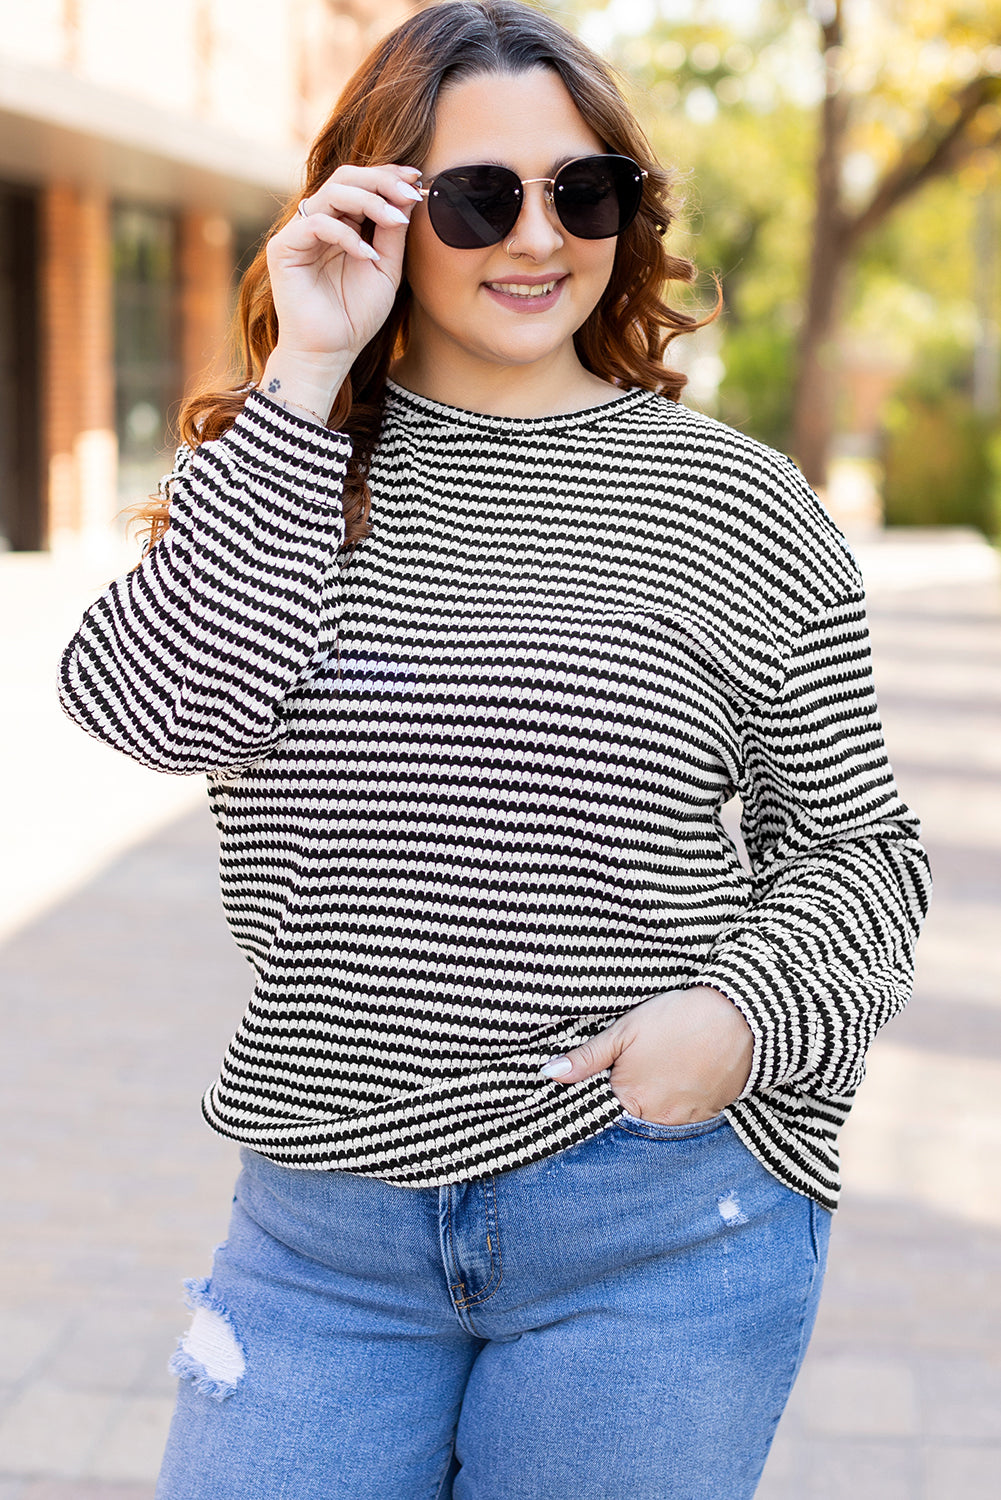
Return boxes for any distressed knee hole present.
[168,1276,245,1401]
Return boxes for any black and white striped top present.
[58,382,931,1212]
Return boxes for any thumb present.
[538,1025,623,1083]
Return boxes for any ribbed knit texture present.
[58,382,931,1211]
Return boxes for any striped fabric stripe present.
[57,382,931,1211]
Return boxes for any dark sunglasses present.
[416,154,648,249]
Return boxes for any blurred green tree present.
[796,0,1001,487]
[882,386,997,532]
[569,0,1001,487]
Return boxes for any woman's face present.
[402,68,619,378]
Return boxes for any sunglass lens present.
[427,166,522,249]
[555,156,644,239]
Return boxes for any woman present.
[57,3,931,1496]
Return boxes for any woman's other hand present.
[260,163,423,420]
[539,987,755,1123]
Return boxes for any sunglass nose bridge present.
[518,176,557,210]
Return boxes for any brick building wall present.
[41,184,117,549]
[179,212,236,398]
[0,0,423,553]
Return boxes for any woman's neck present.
[388,343,623,419]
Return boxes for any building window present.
[113,204,182,502]
[0,185,42,551]
[233,221,268,290]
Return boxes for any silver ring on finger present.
[297,198,311,219]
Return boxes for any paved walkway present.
[0,530,998,1498]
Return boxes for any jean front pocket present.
[614,1108,728,1141]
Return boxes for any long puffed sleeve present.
[57,389,352,776]
[694,592,932,1102]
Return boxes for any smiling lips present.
[483,274,567,307]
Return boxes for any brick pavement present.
[0,531,998,1498]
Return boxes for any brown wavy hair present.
[128,0,716,562]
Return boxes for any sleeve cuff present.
[218,387,354,505]
[691,963,815,1101]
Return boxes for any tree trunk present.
[791,223,849,489]
[792,3,848,491]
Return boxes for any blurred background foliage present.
[565,0,1001,535]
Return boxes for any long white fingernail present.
[361,243,381,261]
[398,184,423,202]
[539,1057,573,1078]
[385,205,409,224]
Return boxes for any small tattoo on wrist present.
[267,378,281,393]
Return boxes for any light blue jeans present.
[156,1111,830,1500]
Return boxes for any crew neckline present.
[383,377,659,434]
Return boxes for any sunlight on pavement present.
[0,549,205,943]
[841,1044,1001,1228]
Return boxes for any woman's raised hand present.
[260,163,423,422]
